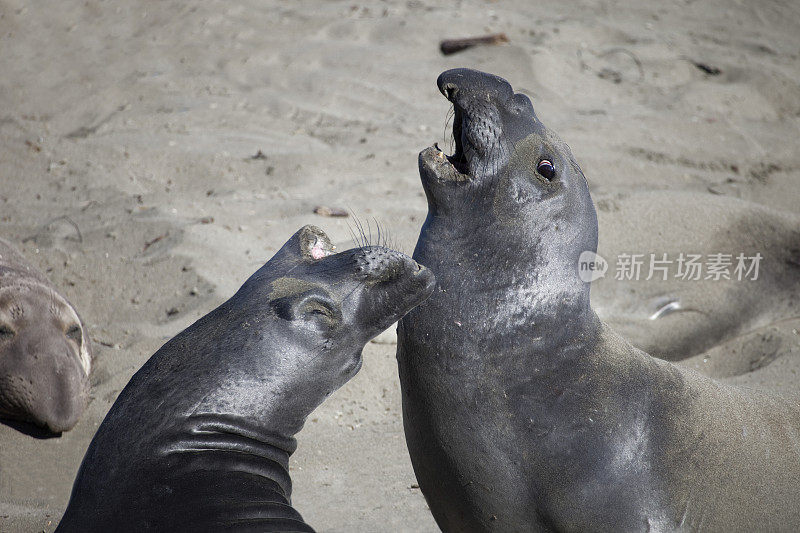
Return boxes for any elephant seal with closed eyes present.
[0,237,92,434]
[396,68,800,532]
[57,225,434,532]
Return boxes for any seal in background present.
[0,237,91,434]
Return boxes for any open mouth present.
[422,104,471,183]
[446,106,468,174]
[300,226,335,260]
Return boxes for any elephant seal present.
[0,237,92,434]
[57,225,434,532]
[396,68,800,532]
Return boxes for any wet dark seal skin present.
[0,237,92,434]
[397,69,800,532]
[58,225,434,532]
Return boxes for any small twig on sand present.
[143,233,167,251]
[678,55,722,76]
[314,206,349,218]
[440,33,509,56]
[691,61,721,75]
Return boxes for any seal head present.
[414,68,598,345]
[0,241,92,435]
[248,225,436,384]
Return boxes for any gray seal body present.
[0,237,92,434]
[397,69,800,532]
[58,225,434,532]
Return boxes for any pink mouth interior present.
[311,245,330,260]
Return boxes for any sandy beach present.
[1,0,799,531]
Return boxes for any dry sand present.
[1,0,799,531]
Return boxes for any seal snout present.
[424,68,517,187]
[357,247,434,291]
[357,247,411,282]
[436,68,514,104]
[0,357,89,434]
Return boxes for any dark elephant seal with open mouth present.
[0,237,92,434]
[397,69,800,532]
[57,225,434,532]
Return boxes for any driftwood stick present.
[440,33,509,56]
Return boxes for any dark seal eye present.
[66,325,82,344]
[0,324,14,339]
[537,159,556,181]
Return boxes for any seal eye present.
[303,300,341,331]
[301,295,341,324]
[0,324,14,339]
[66,325,82,344]
[308,306,332,318]
[537,159,556,181]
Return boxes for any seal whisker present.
[443,105,455,155]
[351,213,370,250]
[348,214,363,249]
[372,217,382,249]
[345,221,360,251]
